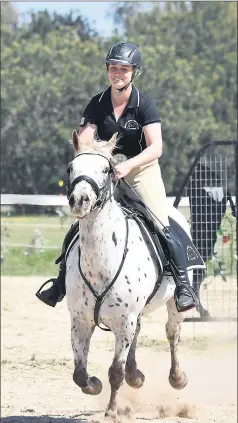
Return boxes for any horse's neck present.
[78,199,126,281]
[78,199,125,252]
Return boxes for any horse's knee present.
[109,359,125,390]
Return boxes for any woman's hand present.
[113,160,133,180]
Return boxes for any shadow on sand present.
[1,413,99,423]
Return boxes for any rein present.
[78,217,129,331]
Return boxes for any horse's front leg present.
[105,314,137,420]
[125,316,145,389]
[71,316,102,395]
[165,297,187,390]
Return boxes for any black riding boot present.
[36,222,78,307]
[36,259,66,307]
[162,227,198,313]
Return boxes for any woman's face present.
[108,63,133,90]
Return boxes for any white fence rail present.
[1,193,235,207]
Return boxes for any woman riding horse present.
[36,42,198,313]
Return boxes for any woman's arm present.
[127,122,163,169]
[78,123,97,142]
[113,122,163,180]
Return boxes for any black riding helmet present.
[105,42,142,92]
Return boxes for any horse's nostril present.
[85,195,89,202]
[69,194,74,207]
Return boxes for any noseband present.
[67,152,113,210]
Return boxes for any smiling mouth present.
[112,78,123,83]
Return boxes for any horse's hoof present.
[169,370,188,390]
[125,369,145,389]
[82,376,102,395]
[105,409,117,422]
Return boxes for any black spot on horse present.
[112,232,117,246]
[128,289,131,293]
[125,303,128,307]
[126,343,129,348]
[116,303,120,307]
[136,297,139,302]
[89,270,92,277]
[117,297,122,302]
[139,237,142,241]
[109,304,114,307]
[144,273,147,278]
[131,321,134,326]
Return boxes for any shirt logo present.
[124,120,139,130]
[80,116,85,127]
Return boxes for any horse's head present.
[67,131,118,218]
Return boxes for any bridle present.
[67,152,114,211]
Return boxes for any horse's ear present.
[107,132,118,153]
[72,130,79,151]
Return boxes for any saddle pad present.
[64,214,205,274]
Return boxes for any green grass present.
[1,209,236,276]
[1,246,62,276]
[1,215,71,275]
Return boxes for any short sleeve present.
[138,97,161,127]
[79,96,98,127]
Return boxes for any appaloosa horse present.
[65,132,191,420]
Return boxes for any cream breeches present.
[125,160,169,227]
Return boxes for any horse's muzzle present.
[69,189,94,219]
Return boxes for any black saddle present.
[115,179,205,272]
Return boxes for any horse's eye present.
[103,167,110,174]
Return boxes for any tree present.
[1,20,106,194]
[1,2,18,29]
[19,9,97,42]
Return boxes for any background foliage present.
[1,1,237,194]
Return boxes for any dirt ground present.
[1,276,237,423]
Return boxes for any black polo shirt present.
[79,86,161,157]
